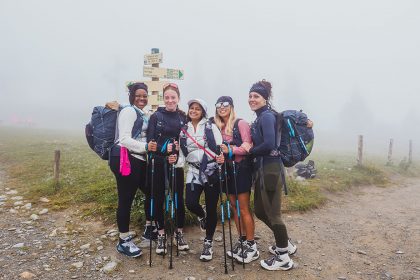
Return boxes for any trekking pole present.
[162,139,171,260]
[222,147,234,271]
[171,139,179,257]
[169,162,174,269]
[149,153,155,267]
[217,163,228,274]
[232,159,245,268]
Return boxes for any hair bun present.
[259,79,272,94]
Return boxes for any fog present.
[1,0,419,157]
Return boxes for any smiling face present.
[133,89,148,109]
[216,103,231,119]
[188,102,204,122]
[248,91,266,111]
[163,89,179,112]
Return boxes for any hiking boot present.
[155,234,166,255]
[227,238,243,259]
[198,205,207,232]
[173,231,189,251]
[269,239,297,256]
[260,251,294,271]
[199,239,213,262]
[142,225,157,241]
[234,241,260,264]
[116,235,142,258]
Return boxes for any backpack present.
[85,106,143,160]
[276,110,314,167]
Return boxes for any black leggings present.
[149,158,185,231]
[109,155,150,233]
[186,183,220,240]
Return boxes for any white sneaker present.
[260,252,294,271]
[199,239,213,262]
[234,241,260,264]
[269,239,297,256]
[227,238,243,258]
[173,231,189,251]
[155,234,166,255]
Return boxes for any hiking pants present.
[253,157,289,248]
[149,157,185,231]
[186,183,220,240]
[110,154,150,233]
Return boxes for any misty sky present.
[1,0,419,156]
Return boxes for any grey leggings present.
[253,157,289,248]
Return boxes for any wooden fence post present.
[357,135,363,166]
[54,150,60,190]
[408,140,413,164]
[387,138,393,165]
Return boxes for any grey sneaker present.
[155,234,166,255]
[173,231,189,251]
[227,238,243,258]
[116,236,142,258]
[199,239,213,262]
[269,239,297,256]
[260,251,294,271]
[234,242,259,264]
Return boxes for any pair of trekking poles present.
[148,138,179,269]
[218,143,246,274]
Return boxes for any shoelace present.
[203,243,212,254]
[124,240,139,252]
[265,254,277,265]
[177,233,186,245]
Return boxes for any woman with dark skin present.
[108,82,151,258]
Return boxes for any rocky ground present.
[0,169,419,280]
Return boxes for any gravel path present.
[1,169,419,280]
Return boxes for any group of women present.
[108,80,298,271]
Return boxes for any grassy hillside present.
[0,127,418,227]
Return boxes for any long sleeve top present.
[177,118,223,185]
[115,105,149,161]
[221,119,252,162]
[249,105,277,157]
[146,107,186,156]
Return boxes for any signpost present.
[126,48,184,111]
[143,66,184,80]
[144,53,163,65]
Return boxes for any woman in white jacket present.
[170,98,224,261]
[108,82,151,258]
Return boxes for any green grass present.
[0,127,418,226]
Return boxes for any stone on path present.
[12,243,25,248]
[39,197,50,203]
[102,261,118,274]
[30,214,39,221]
[6,190,18,195]
[80,243,91,250]
[9,209,18,214]
[39,209,49,215]
[19,271,36,279]
[71,261,84,269]
[396,250,404,254]
[23,203,32,210]
[11,196,23,200]
[357,250,367,255]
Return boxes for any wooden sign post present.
[387,138,393,165]
[357,135,363,166]
[54,150,60,190]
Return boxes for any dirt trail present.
[0,170,419,280]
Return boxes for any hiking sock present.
[119,232,131,240]
[246,240,255,246]
[145,221,152,226]
[275,246,288,255]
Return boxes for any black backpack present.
[276,110,314,167]
[85,106,143,160]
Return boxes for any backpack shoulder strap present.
[179,124,189,157]
[205,120,218,154]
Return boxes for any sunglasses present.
[215,101,231,109]
[163,83,179,91]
